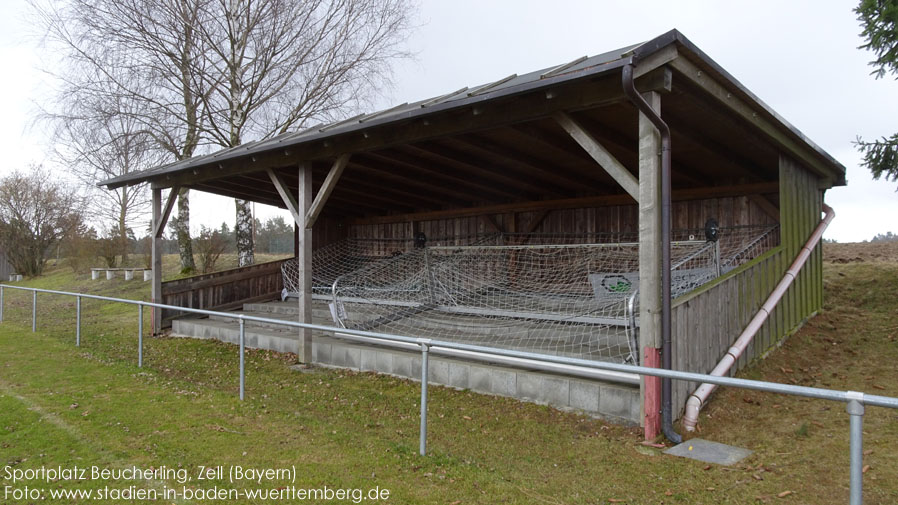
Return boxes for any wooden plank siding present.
[160,259,289,326]
[669,248,785,415]
[348,196,777,240]
[779,155,825,335]
[668,156,825,418]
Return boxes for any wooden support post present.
[150,186,178,333]
[296,162,314,362]
[153,187,179,240]
[151,189,162,334]
[638,91,663,440]
[553,111,639,200]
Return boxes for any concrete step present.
[243,300,331,316]
[172,318,307,354]
[207,310,334,330]
[244,303,333,319]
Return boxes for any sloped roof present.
[102,42,648,188]
[101,29,846,215]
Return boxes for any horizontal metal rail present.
[0,282,895,504]
[1,282,897,406]
[428,240,706,251]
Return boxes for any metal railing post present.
[76,296,81,347]
[847,394,866,505]
[239,317,245,401]
[138,304,144,368]
[714,240,722,278]
[419,342,429,456]
[0,282,896,500]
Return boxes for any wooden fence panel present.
[670,247,784,417]
[160,258,289,327]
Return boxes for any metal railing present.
[0,283,895,505]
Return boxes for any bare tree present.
[33,0,210,272]
[53,93,162,264]
[194,0,415,266]
[35,0,416,269]
[0,168,84,277]
[194,225,228,273]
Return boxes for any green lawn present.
[1,254,897,504]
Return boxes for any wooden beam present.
[402,143,563,196]
[506,123,600,168]
[305,154,350,229]
[566,113,706,186]
[749,194,780,222]
[153,186,179,239]
[554,111,640,200]
[638,91,662,351]
[632,46,679,78]
[481,214,503,233]
[350,182,779,225]
[667,111,769,181]
[194,177,283,203]
[403,142,568,197]
[323,185,418,213]
[348,157,474,205]
[445,134,586,191]
[267,168,302,225]
[668,56,841,183]
[148,69,676,190]
[151,188,163,334]
[383,148,524,200]
[525,209,549,234]
[638,90,662,438]
[249,168,402,212]
[191,183,291,210]
[515,209,550,245]
[296,162,313,362]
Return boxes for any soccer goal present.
[281,225,779,364]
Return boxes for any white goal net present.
[281,226,779,363]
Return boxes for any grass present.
[1,251,897,503]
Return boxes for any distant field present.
[0,244,896,504]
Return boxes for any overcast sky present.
[1,0,896,242]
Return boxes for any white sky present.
[1,0,897,242]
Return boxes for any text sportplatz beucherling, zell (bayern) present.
[4,464,319,485]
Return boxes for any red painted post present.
[644,347,662,440]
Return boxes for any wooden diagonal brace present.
[153,186,179,239]
[553,111,639,200]
[305,154,350,228]
[267,168,302,225]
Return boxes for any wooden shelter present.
[102,30,846,436]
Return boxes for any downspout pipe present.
[682,203,835,431]
[622,63,681,444]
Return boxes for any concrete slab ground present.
[663,438,753,466]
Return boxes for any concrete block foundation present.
[171,301,641,425]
